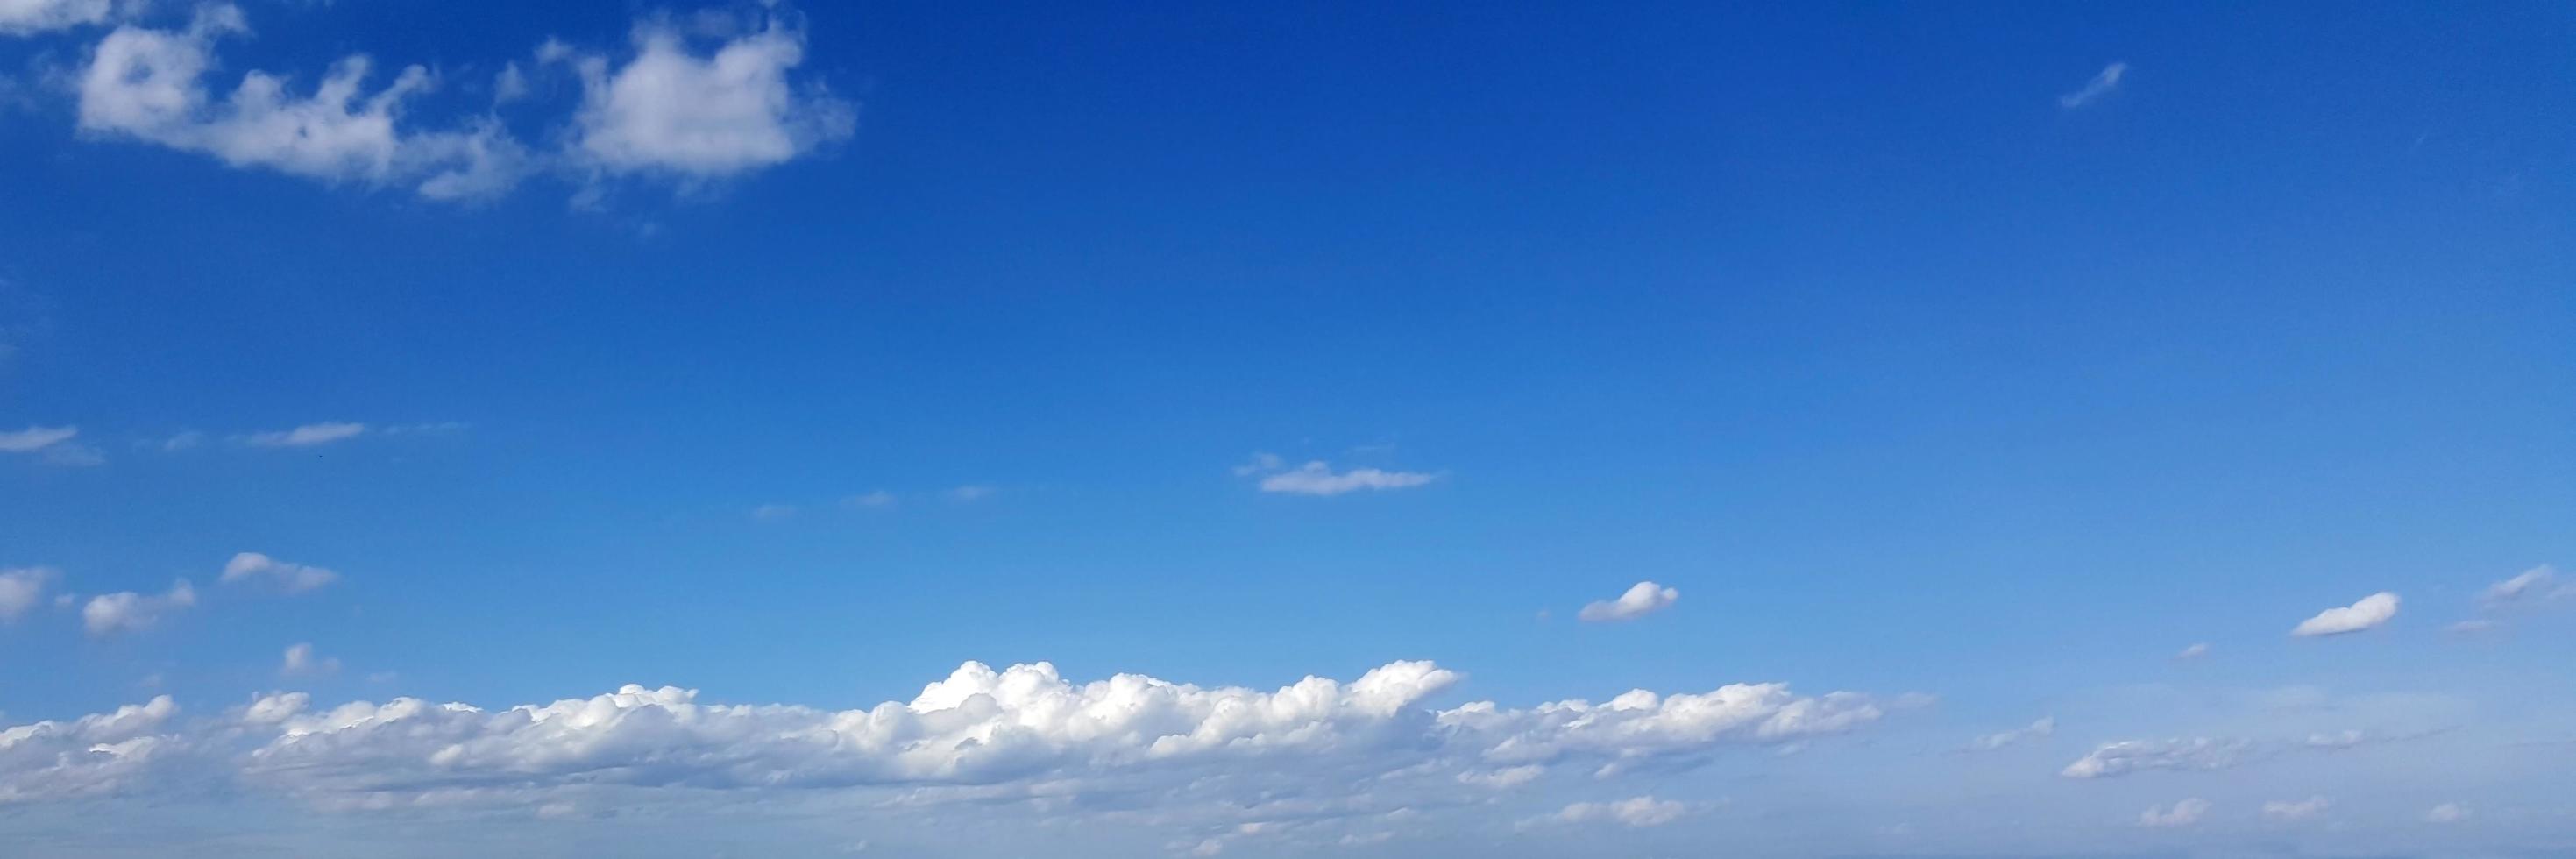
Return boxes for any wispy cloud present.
[1968,716,2055,751]
[0,424,102,465]
[0,566,58,621]
[240,422,368,448]
[2138,798,2209,828]
[281,642,341,676]
[1238,453,1437,496]
[2058,61,2128,109]
[221,552,338,593]
[750,503,798,521]
[2262,796,2330,822]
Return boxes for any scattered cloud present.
[1578,581,1679,623]
[555,14,854,179]
[2138,798,2209,828]
[0,566,57,621]
[280,642,340,676]
[221,552,338,593]
[157,430,206,451]
[0,0,113,35]
[842,490,896,509]
[2062,729,2389,779]
[2426,802,2470,824]
[942,485,994,502]
[0,424,101,465]
[2480,565,2564,607]
[1967,716,2054,751]
[2174,642,2210,660]
[81,579,197,637]
[2262,796,2331,822]
[1525,796,1695,829]
[2291,592,2399,637]
[239,422,368,448]
[2058,61,2127,109]
[1239,455,1437,496]
[750,503,798,521]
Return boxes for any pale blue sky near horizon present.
[1,2,2571,856]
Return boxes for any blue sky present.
[3,1,2572,856]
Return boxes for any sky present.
[2,1,2572,856]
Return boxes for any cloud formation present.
[2291,592,2400,637]
[2058,61,2127,109]
[1527,796,1694,828]
[81,579,197,636]
[1247,458,1437,496]
[0,566,55,621]
[0,424,100,465]
[221,552,338,593]
[0,0,111,35]
[239,422,368,448]
[2138,797,2209,828]
[281,642,340,676]
[0,696,179,805]
[2480,565,2563,607]
[1968,716,2054,751]
[1577,581,1680,623]
[2262,795,2330,822]
[558,18,855,178]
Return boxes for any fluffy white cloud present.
[2291,592,2400,637]
[2059,61,2127,109]
[2137,797,2209,828]
[0,0,110,35]
[77,7,529,200]
[239,422,368,447]
[1245,458,1437,496]
[559,18,854,178]
[281,643,339,676]
[2262,795,2330,822]
[81,579,196,636]
[1578,581,1679,623]
[0,566,54,621]
[2480,565,2563,607]
[0,697,179,805]
[222,552,338,593]
[1967,716,2054,751]
[1529,796,1693,828]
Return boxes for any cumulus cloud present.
[1241,456,1437,496]
[1967,716,2054,751]
[81,579,196,636]
[2291,592,2400,637]
[2137,798,2209,828]
[76,6,529,200]
[0,566,55,621]
[2263,795,2330,822]
[238,422,368,447]
[1578,581,1679,623]
[0,696,180,805]
[0,658,1891,835]
[221,552,338,593]
[0,0,112,35]
[1526,796,1694,829]
[556,15,854,179]
[281,642,340,676]
[2058,61,2127,109]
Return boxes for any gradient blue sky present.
[3,2,2572,857]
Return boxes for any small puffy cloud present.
[2291,592,2400,637]
[76,7,529,200]
[221,552,337,593]
[1578,581,1678,623]
[1245,457,1437,496]
[1529,796,1694,828]
[80,580,196,636]
[2058,61,2127,109]
[2425,802,2469,823]
[2175,642,2210,660]
[2263,796,2331,822]
[1967,717,2054,751]
[557,16,854,178]
[239,422,368,448]
[281,642,340,676]
[0,0,112,35]
[0,566,57,621]
[2480,565,2563,607]
[2138,798,2209,828]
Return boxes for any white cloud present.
[2058,61,2127,109]
[1577,581,1679,623]
[1456,764,1544,790]
[1967,716,2054,751]
[281,642,340,676]
[2262,795,2330,822]
[558,17,854,178]
[1442,682,1884,768]
[1249,460,1437,496]
[2137,798,2209,828]
[2426,802,2469,823]
[80,579,196,636]
[0,424,76,452]
[221,552,338,593]
[2480,565,2562,607]
[1529,796,1694,828]
[0,0,111,35]
[76,6,529,200]
[2291,592,2400,637]
[2061,737,2251,778]
[0,696,179,805]
[0,566,56,621]
[239,422,368,448]
[2174,642,2210,660]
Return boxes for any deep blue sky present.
[2,2,2571,856]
